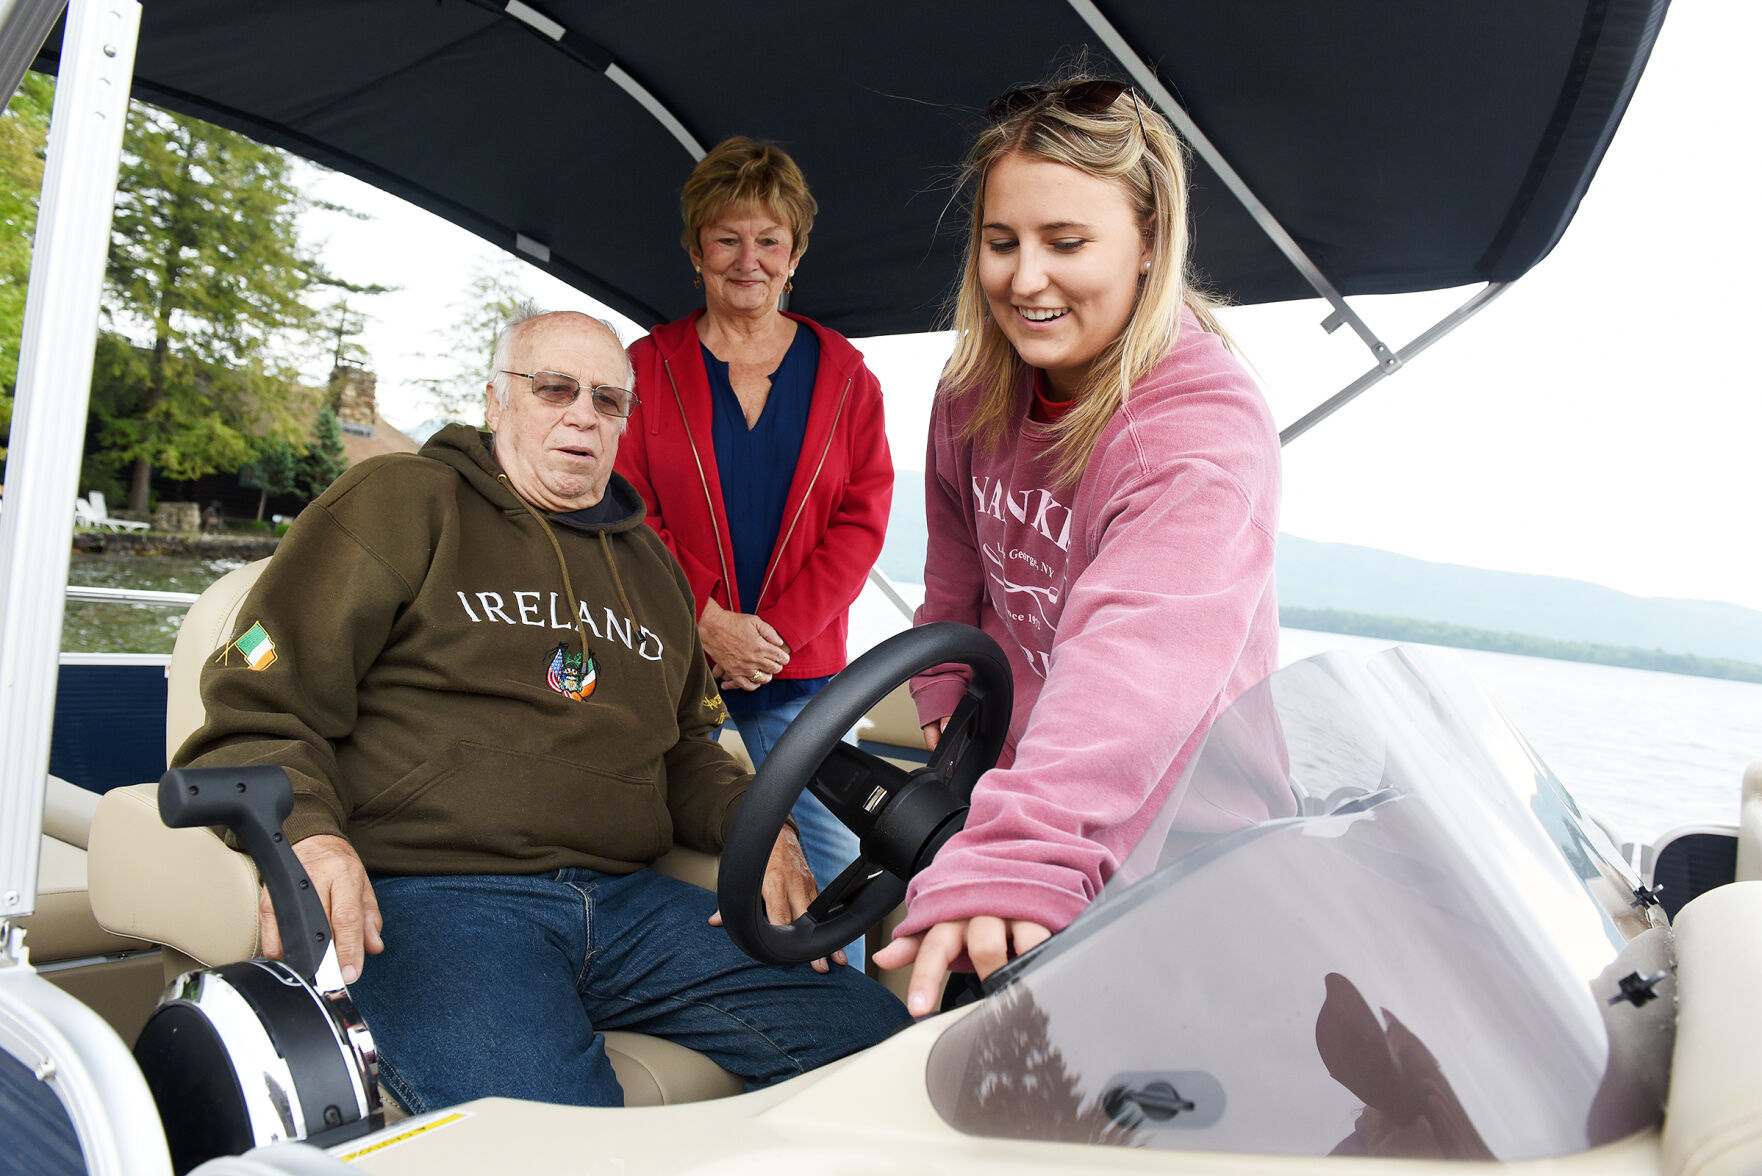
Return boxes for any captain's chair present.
[87,558,743,1107]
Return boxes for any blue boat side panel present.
[0,1050,85,1175]
[49,663,170,795]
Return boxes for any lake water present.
[62,552,249,656]
[65,555,1761,847]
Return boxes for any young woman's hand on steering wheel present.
[921,715,950,752]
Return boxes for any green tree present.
[100,101,331,512]
[0,71,56,455]
[298,404,347,498]
[244,403,346,520]
[412,258,529,423]
[246,436,301,521]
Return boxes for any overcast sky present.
[300,2,1758,613]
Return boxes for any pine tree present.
[946,985,1140,1146]
[247,437,301,522]
[298,405,347,499]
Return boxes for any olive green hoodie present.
[176,424,747,876]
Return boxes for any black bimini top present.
[34,0,1669,337]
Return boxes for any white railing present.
[64,585,199,608]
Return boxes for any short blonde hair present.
[679,136,818,260]
[942,77,1230,485]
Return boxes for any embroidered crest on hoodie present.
[546,641,597,700]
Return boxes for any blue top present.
[705,324,828,715]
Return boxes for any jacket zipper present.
[756,374,853,607]
[662,356,739,611]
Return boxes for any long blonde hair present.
[942,78,1229,485]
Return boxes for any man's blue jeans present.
[729,691,865,967]
[349,868,909,1113]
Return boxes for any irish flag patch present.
[229,621,278,670]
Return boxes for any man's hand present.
[258,834,383,984]
[699,599,789,691]
[709,826,847,973]
[872,916,1051,1017]
[921,716,950,752]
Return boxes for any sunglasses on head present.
[985,78,1145,134]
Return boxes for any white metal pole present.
[0,0,138,921]
[0,9,175,1170]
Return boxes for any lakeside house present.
[146,364,419,526]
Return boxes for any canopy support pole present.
[503,1,705,161]
[1066,0,1523,446]
[868,567,916,624]
[1279,281,1510,444]
[0,0,67,107]
[1064,0,1400,375]
[0,7,174,1169]
[0,0,136,928]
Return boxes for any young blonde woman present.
[873,79,1290,1013]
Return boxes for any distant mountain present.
[1275,535,1762,666]
[874,471,1762,664]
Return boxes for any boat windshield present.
[925,645,1673,1160]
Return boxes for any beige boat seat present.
[13,776,162,1044]
[88,557,741,1107]
[22,774,146,961]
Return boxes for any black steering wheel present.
[717,622,1013,965]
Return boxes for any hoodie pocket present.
[351,740,669,863]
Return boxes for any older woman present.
[619,137,893,967]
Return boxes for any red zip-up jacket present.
[619,310,893,680]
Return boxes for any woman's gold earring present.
[692,268,702,289]
[786,270,795,294]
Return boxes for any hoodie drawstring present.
[498,474,641,662]
[599,531,638,621]
[499,475,595,663]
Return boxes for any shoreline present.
[72,531,280,559]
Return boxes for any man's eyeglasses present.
[985,79,1146,138]
[501,370,640,419]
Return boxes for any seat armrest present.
[87,781,262,968]
[43,774,100,849]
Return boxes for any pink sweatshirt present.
[901,312,1287,938]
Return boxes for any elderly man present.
[175,308,907,1113]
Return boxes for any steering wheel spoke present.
[930,693,987,800]
[805,854,889,923]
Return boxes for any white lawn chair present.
[81,490,149,531]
